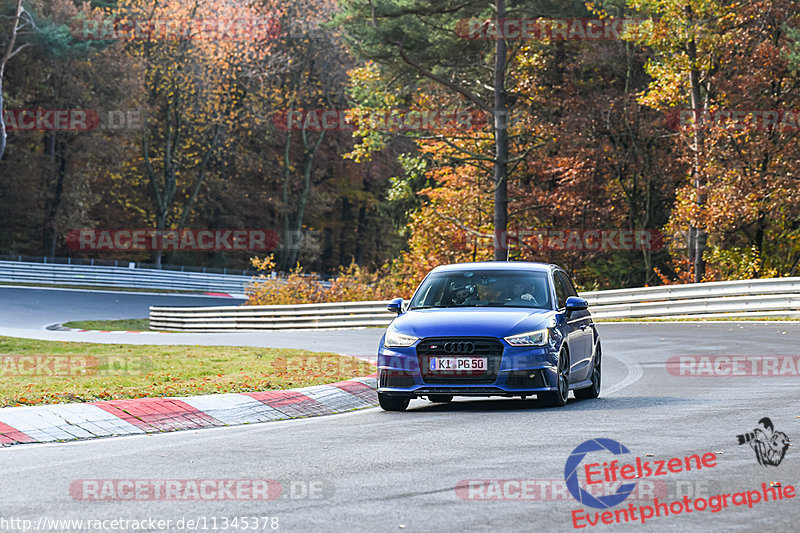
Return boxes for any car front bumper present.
[377,339,560,398]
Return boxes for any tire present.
[428,394,453,403]
[378,392,409,411]
[574,344,601,400]
[539,349,570,407]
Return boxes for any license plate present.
[429,357,487,372]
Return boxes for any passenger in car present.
[509,282,535,302]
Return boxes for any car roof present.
[429,261,556,273]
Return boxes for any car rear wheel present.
[539,350,569,407]
[428,394,453,403]
[574,344,601,400]
[378,392,409,411]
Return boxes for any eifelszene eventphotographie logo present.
[565,438,637,509]
[564,438,797,528]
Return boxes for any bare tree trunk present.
[176,125,221,230]
[143,98,183,267]
[143,124,172,268]
[686,7,707,283]
[42,132,66,256]
[492,0,509,261]
[279,132,292,271]
[0,0,29,160]
[285,128,325,268]
[163,125,221,265]
[0,90,6,161]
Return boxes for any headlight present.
[504,329,548,347]
[384,328,418,348]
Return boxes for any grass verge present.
[62,319,151,331]
[0,336,375,407]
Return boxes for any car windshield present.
[408,270,552,310]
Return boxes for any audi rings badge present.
[443,341,475,354]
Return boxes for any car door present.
[553,269,580,379]
[555,270,593,381]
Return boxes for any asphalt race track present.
[0,286,246,329]
[1,287,799,532]
[0,287,377,355]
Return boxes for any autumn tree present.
[625,0,800,280]
[343,2,679,288]
[112,0,282,265]
[0,0,142,255]
[0,0,32,161]
[622,0,737,281]
[261,0,351,270]
[336,0,562,260]
[673,0,800,278]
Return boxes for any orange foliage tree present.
[108,0,283,265]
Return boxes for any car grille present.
[379,369,416,388]
[416,337,504,384]
[505,369,547,389]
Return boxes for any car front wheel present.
[539,349,569,407]
[378,392,410,411]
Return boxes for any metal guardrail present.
[150,301,395,331]
[581,277,800,306]
[0,254,256,275]
[149,277,800,331]
[0,260,253,293]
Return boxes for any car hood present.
[390,307,556,339]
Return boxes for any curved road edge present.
[0,376,378,447]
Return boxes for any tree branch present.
[366,0,492,114]
[433,209,493,239]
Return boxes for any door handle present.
[579,324,588,330]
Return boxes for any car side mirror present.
[387,297,404,315]
[565,296,589,316]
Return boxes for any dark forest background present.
[1,0,799,291]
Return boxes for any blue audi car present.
[377,262,601,411]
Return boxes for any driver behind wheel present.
[449,281,477,305]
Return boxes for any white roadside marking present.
[603,351,643,396]
[180,394,285,425]
[0,404,144,442]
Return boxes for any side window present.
[553,272,569,309]
[559,271,578,297]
